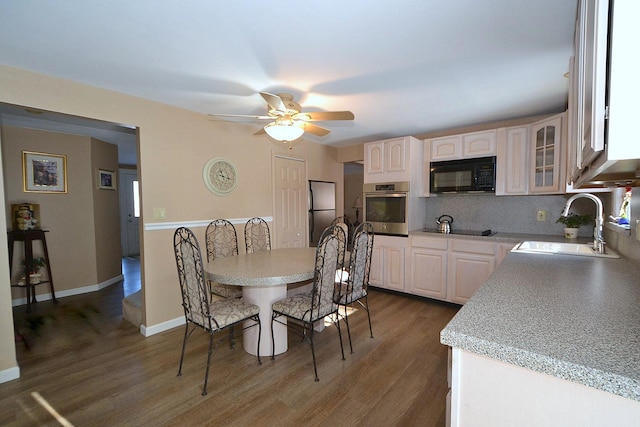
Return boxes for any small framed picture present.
[22,151,67,193]
[98,169,116,190]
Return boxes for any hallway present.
[122,256,141,297]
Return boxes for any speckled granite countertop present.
[440,250,640,401]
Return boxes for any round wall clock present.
[203,157,238,195]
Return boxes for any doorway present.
[0,102,141,303]
[344,161,364,225]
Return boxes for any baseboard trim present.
[0,366,20,384]
[141,316,184,337]
[11,275,124,307]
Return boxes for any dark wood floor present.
[2,279,460,427]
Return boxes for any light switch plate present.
[153,208,166,219]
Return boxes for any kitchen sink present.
[511,241,620,259]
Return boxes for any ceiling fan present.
[208,92,354,147]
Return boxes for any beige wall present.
[0,64,344,377]
[337,143,364,163]
[0,126,123,297]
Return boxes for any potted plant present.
[556,213,593,239]
[20,257,47,284]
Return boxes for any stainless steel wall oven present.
[363,182,409,236]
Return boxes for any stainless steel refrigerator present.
[308,180,336,246]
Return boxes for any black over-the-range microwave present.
[429,156,496,194]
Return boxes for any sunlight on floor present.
[31,392,74,427]
[324,306,358,327]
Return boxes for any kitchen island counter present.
[441,250,640,402]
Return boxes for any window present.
[133,180,140,218]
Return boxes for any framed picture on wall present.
[98,169,116,190]
[22,151,67,193]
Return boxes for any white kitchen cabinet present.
[386,138,407,172]
[422,139,431,197]
[430,130,496,161]
[572,0,609,175]
[496,127,529,196]
[407,235,509,304]
[430,135,462,161]
[495,243,516,266]
[364,136,422,184]
[370,243,383,286]
[462,130,497,158]
[528,114,565,194]
[448,239,495,304]
[370,235,407,292]
[365,141,385,175]
[409,236,447,299]
[570,1,640,187]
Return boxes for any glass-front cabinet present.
[529,114,565,194]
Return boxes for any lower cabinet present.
[371,234,516,303]
[406,236,516,304]
[410,236,448,299]
[447,240,496,304]
[370,235,407,292]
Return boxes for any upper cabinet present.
[529,114,565,194]
[430,130,497,161]
[364,136,423,186]
[569,0,609,181]
[570,0,640,186]
[496,126,529,196]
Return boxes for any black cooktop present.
[422,228,494,236]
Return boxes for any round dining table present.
[205,247,317,356]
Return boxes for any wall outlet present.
[536,210,547,222]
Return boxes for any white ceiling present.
[0,0,578,165]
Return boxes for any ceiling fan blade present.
[260,92,287,112]
[208,113,272,120]
[296,121,331,136]
[253,128,266,135]
[295,111,354,121]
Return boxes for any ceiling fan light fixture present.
[264,119,304,142]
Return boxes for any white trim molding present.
[140,316,185,337]
[0,366,20,384]
[11,275,124,307]
[144,216,274,231]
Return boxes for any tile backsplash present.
[422,194,610,237]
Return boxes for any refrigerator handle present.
[308,186,314,211]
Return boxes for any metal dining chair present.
[330,215,354,251]
[334,222,374,353]
[270,224,346,381]
[244,217,271,254]
[173,227,261,396]
[205,219,243,299]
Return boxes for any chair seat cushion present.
[206,298,259,330]
[335,283,367,304]
[272,292,335,322]
[210,281,242,299]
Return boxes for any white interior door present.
[273,156,307,248]
[119,169,140,256]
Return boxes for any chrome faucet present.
[561,193,605,253]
